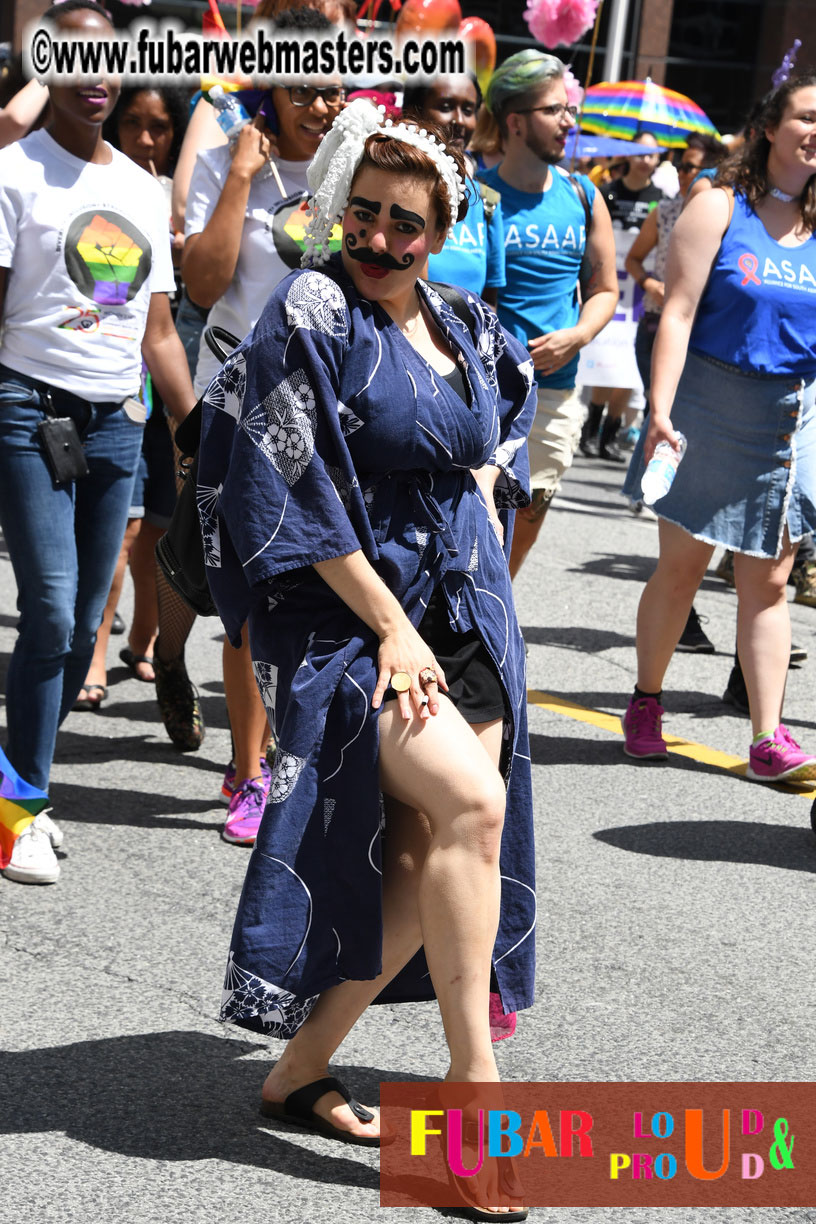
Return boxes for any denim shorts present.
[655,350,816,558]
[128,409,177,527]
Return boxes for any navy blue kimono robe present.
[198,254,538,1037]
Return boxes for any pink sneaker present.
[222,776,269,844]
[623,695,668,759]
[220,757,272,805]
[746,724,816,785]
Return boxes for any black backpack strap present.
[567,173,593,238]
[427,280,477,344]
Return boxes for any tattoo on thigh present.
[519,488,555,524]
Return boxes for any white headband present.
[301,97,467,268]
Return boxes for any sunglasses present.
[287,86,346,109]
[678,160,701,173]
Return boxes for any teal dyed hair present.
[485,49,565,125]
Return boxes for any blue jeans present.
[0,365,143,789]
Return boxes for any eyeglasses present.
[515,103,579,121]
[287,85,346,109]
[678,160,701,173]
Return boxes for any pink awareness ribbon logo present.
[738,252,761,286]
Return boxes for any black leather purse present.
[154,327,238,618]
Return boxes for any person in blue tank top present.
[402,74,505,303]
[479,50,618,577]
[623,74,816,786]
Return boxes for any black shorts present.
[384,588,506,724]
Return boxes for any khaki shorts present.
[527,385,584,493]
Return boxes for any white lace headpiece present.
[301,97,467,267]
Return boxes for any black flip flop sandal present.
[119,647,155,681]
[73,684,107,711]
[259,1076,381,1147]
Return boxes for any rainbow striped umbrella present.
[0,747,48,869]
[581,79,721,149]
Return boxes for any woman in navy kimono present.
[198,100,537,1176]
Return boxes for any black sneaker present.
[154,647,205,751]
[790,642,808,666]
[722,660,750,715]
[675,606,715,653]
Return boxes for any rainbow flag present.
[0,747,48,869]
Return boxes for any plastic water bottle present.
[641,432,687,505]
[209,85,250,140]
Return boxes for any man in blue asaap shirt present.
[480,50,618,577]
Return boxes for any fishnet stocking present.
[155,557,197,663]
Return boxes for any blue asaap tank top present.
[691,192,816,376]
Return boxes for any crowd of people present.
[1,1,815,1216]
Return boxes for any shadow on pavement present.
[53,730,225,773]
[543,688,734,720]
[48,780,224,829]
[523,626,633,653]
[557,491,631,513]
[529,733,744,775]
[594,820,816,872]
[567,553,655,584]
[82,689,230,732]
[0,1031,394,1186]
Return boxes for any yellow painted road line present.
[527,689,816,797]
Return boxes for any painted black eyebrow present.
[349,196,381,214]
[390,204,426,227]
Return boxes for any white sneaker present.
[4,818,60,884]
[34,808,63,849]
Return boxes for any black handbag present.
[154,327,239,618]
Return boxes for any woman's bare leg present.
[223,635,272,784]
[733,532,798,737]
[126,520,165,673]
[635,520,714,692]
[262,703,505,1135]
[508,489,554,580]
[82,518,140,693]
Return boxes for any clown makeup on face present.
[340,166,446,308]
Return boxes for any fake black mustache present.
[344,234,414,269]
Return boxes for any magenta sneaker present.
[222,776,270,844]
[746,724,816,785]
[623,695,668,759]
[221,761,237,805]
[220,757,272,805]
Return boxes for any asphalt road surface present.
[3,451,816,1224]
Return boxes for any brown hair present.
[717,73,816,229]
[354,121,469,231]
[467,106,503,157]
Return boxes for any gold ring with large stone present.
[391,671,411,692]
[419,667,438,687]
